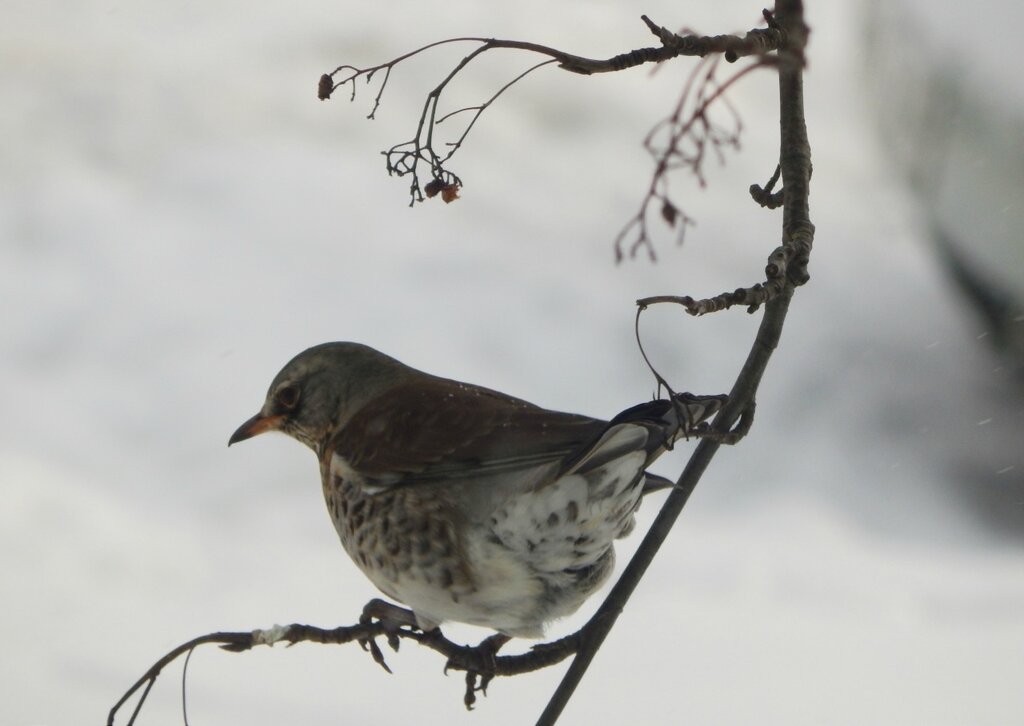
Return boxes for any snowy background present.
[3,1,1023,724]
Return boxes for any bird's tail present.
[622,392,728,495]
[561,392,726,481]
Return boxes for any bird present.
[229,342,724,639]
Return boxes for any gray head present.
[228,342,413,452]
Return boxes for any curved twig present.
[319,18,785,101]
[181,646,195,726]
[383,55,557,204]
[321,16,786,205]
[616,55,770,262]
[108,622,582,725]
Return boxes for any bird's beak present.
[228,412,285,446]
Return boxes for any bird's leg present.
[442,632,511,710]
[358,598,421,673]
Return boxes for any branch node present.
[750,164,784,208]
[640,14,678,47]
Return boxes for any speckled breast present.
[320,465,474,606]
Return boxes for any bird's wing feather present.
[325,377,611,491]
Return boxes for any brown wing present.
[325,377,609,490]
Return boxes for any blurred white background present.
[3,1,1022,724]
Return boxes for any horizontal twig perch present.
[108,619,585,724]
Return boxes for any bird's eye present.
[275,385,300,411]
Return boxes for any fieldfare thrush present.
[229,342,724,638]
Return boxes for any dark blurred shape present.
[864,0,1024,378]
[864,0,1024,543]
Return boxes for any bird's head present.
[228,342,410,453]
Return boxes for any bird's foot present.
[358,598,421,673]
[671,392,730,439]
[693,397,754,445]
[441,632,511,710]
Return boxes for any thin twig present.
[319,19,786,101]
[321,16,785,205]
[616,56,769,262]
[384,57,557,204]
[181,646,194,726]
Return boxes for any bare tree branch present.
[318,17,785,101]
[319,16,785,206]
[615,55,770,262]
[108,620,582,725]
[536,2,812,720]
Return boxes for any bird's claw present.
[442,632,511,710]
[357,598,420,673]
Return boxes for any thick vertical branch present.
[776,1,814,284]
[535,2,812,724]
